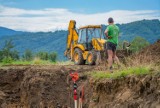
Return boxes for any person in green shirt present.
[104,17,120,72]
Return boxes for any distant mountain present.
[0,19,160,60]
[0,27,23,37]
[118,19,160,43]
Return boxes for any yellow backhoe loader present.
[64,20,131,65]
[64,20,107,65]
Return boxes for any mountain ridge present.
[0,26,25,37]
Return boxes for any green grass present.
[9,60,32,65]
[91,66,151,79]
[0,60,55,66]
[0,59,73,66]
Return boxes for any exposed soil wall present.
[0,65,94,108]
[89,73,160,108]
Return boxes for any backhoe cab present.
[65,20,106,65]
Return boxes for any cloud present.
[0,5,160,32]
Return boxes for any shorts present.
[107,42,117,52]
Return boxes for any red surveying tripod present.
[69,72,84,108]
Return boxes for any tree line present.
[0,40,57,63]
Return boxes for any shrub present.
[23,49,33,61]
[49,52,57,62]
[36,52,49,60]
[130,36,150,53]
[2,56,13,64]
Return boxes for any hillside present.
[0,27,23,37]
[0,19,160,60]
[118,19,160,43]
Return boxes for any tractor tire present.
[87,51,97,65]
[73,48,85,65]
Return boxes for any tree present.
[0,40,19,62]
[23,49,33,61]
[49,52,57,62]
[11,50,19,60]
[2,40,14,58]
[130,36,150,52]
[0,51,3,62]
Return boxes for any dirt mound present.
[126,40,160,66]
[138,40,160,64]
[89,73,160,108]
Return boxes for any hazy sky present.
[0,0,160,31]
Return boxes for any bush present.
[11,50,19,60]
[130,36,150,52]
[49,52,57,62]
[2,56,13,64]
[23,49,33,61]
[36,52,49,60]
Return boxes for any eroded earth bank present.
[0,65,159,108]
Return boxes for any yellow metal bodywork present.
[87,53,92,63]
[65,20,106,62]
[74,51,79,62]
[65,20,79,60]
[79,25,101,29]
[92,38,106,51]
[74,44,88,60]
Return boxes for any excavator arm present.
[65,20,79,60]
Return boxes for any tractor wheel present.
[87,51,97,65]
[73,48,85,65]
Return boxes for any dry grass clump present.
[125,51,154,67]
[124,40,160,67]
[55,61,74,65]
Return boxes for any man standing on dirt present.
[104,17,120,72]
